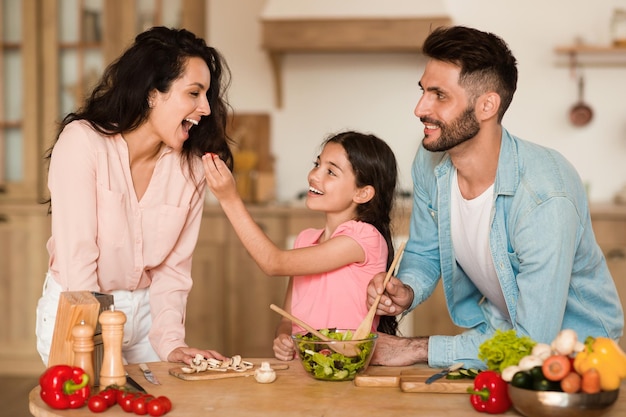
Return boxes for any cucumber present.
[446,371,465,380]
[459,369,472,377]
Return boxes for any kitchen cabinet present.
[590,203,626,351]
[1,0,206,204]
[0,203,50,375]
[0,0,41,201]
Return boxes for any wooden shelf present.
[261,16,452,107]
[555,44,626,67]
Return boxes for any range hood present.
[260,0,452,106]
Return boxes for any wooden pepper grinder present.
[99,306,127,387]
[72,320,95,387]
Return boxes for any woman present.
[36,26,233,365]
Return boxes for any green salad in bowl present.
[291,328,377,381]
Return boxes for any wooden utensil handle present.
[269,304,330,340]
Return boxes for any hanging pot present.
[569,75,593,127]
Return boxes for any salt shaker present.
[98,306,127,387]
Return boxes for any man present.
[367,26,623,369]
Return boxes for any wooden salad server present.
[352,241,406,341]
[269,304,359,357]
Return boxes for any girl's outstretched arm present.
[202,154,364,276]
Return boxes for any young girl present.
[202,131,398,360]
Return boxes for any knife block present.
[48,291,113,387]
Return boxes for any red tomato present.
[156,396,172,413]
[119,392,137,413]
[319,349,332,356]
[87,395,108,413]
[116,388,128,404]
[132,395,150,415]
[147,398,165,416]
[99,386,118,407]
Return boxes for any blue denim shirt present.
[398,128,624,369]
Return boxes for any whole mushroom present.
[254,362,277,384]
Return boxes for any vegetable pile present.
[496,329,626,394]
[293,329,375,381]
[39,365,172,415]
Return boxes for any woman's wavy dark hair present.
[44,26,233,205]
[323,131,399,335]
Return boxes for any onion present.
[531,343,553,360]
[518,354,544,371]
[551,329,579,356]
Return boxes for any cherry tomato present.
[132,394,152,415]
[147,398,165,416]
[87,395,108,413]
[156,396,172,413]
[116,388,128,404]
[119,392,137,413]
[99,386,118,407]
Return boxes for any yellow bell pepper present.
[573,336,626,391]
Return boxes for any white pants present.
[36,272,160,365]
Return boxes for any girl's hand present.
[273,333,296,361]
[366,272,414,315]
[167,346,227,365]
[202,153,238,201]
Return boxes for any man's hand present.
[366,272,414,315]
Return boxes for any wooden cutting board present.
[169,362,289,381]
[354,367,474,393]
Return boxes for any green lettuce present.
[294,329,374,381]
[478,329,537,373]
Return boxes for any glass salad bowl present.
[291,329,377,381]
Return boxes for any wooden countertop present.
[29,360,626,417]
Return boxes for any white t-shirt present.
[450,169,509,319]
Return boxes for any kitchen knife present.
[424,362,464,384]
[139,363,161,385]
[125,374,147,393]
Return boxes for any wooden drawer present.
[592,219,626,248]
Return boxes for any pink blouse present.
[46,120,206,360]
[290,220,388,334]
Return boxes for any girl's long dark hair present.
[43,26,233,206]
[323,131,399,335]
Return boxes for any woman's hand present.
[202,153,238,202]
[366,272,414,315]
[273,333,296,361]
[167,346,226,365]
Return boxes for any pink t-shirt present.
[290,220,388,334]
[46,120,206,360]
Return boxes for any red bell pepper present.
[39,364,91,409]
[467,370,512,414]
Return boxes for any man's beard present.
[421,106,480,152]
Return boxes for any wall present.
[208,0,626,203]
